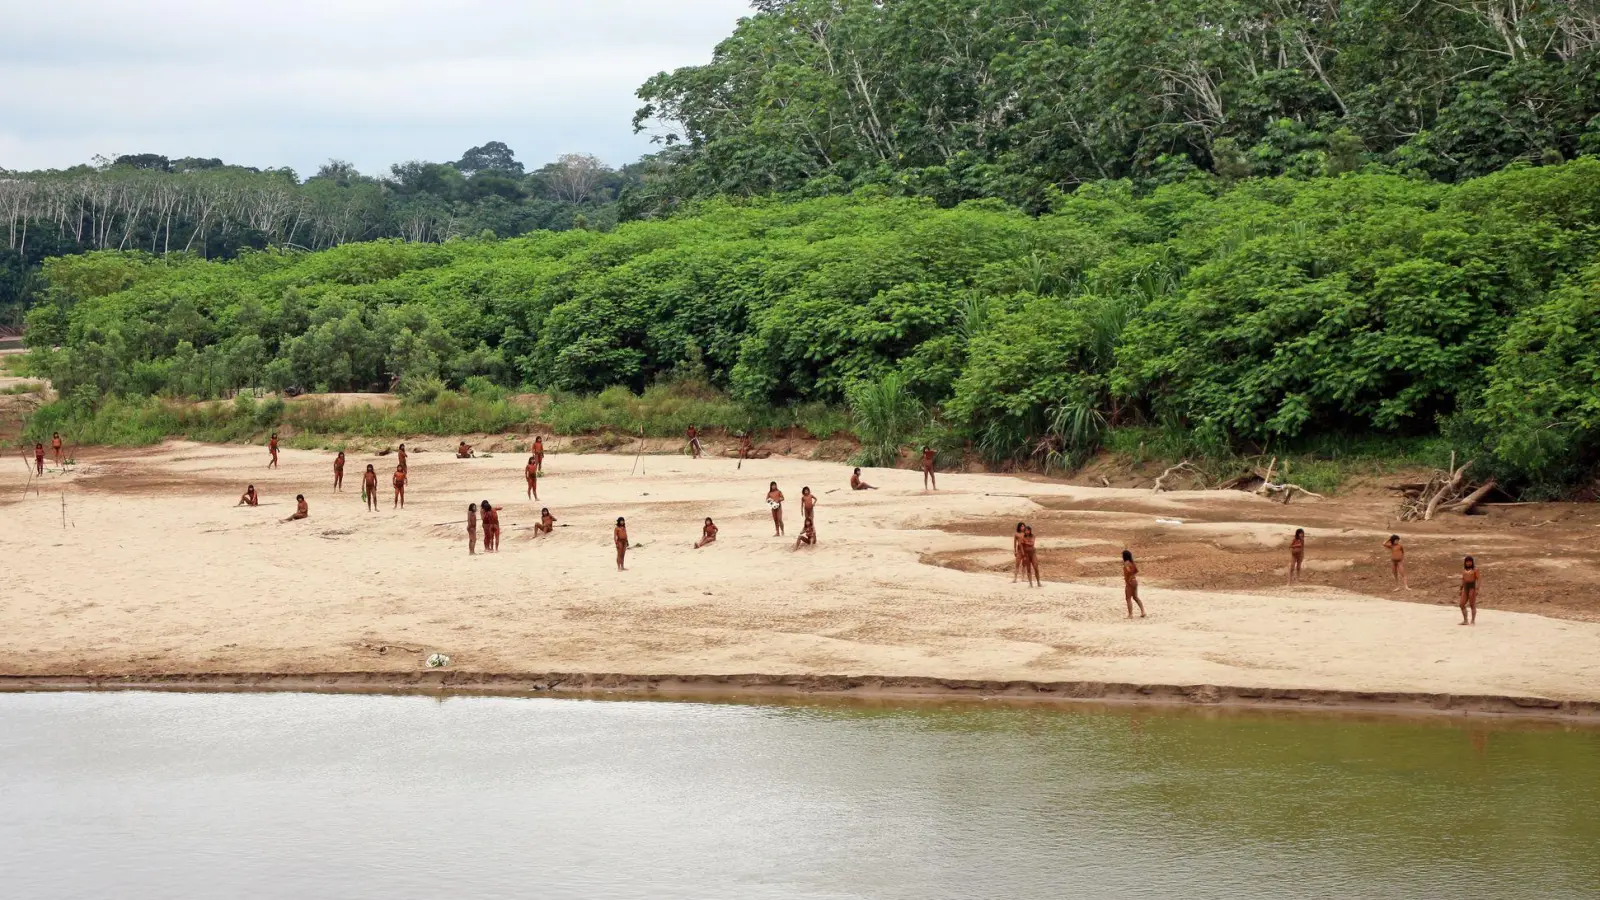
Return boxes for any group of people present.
[1010,524,1146,618]
[1292,530,1480,625]
[30,432,65,474]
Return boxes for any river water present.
[2,692,1596,899]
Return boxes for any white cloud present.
[0,0,750,175]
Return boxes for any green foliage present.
[847,371,926,467]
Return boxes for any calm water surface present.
[2,692,1597,899]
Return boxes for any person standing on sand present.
[333,451,345,491]
[237,485,259,507]
[1383,535,1410,590]
[392,465,407,509]
[286,494,308,521]
[467,503,479,556]
[362,464,379,511]
[534,507,557,537]
[51,432,63,468]
[1021,525,1041,587]
[695,517,718,549]
[481,500,501,552]
[614,516,629,570]
[738,432,753,467]
[921,447,937,491]
[1459,556,1480,625]
[525,456,539,501]
[1289,528,1305,584]
[1122,550,1146,618]
[687,425,702,459]
[268,433,279,469]
[850,467,877,490]
[532,436,545,473]
[766,482,785,536]
[801,486,816,527]
[1012,522,1026,583]
[396,443,408,472]
[33,441,44,475]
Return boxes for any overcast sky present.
[0,0,750,177]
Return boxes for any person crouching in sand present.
[285,494,308,522]
[614,516,629,570]
[534,507,557,537]
[1122,550,1145,618]
[1459,556,1480,625]
[850,467,877,490]
[457,440,475,459]
[1383,534,1409,590]
[695,517,718,549]
[793,518,816,550]
[1289,528,1305,584]
[467,502,479,556]
[237,485,259,507]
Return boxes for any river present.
[2,692,1596,899]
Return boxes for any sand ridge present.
[3,441,1599,703]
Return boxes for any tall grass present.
[538,381,851,440]
[847,372,925,467]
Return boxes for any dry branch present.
[1152,461,1200,493]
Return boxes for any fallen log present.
[1423,460,1473,521]
[1444,478,1498,515]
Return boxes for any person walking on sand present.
[525,456,539,501]
[1012,522,1026,583]
[466,502,479,556]
[285,494,308,522]
[1289,528,1306,584]
[51,432,63,468]
[333,451,345,491]
[766,482,786,536]
[695,516,718,549]
[237,484,259,507]
[794,518,817,550]
[33,441,44,475]
[921,446,937,491]
[1122,550,1146,618]
[457,440,475,459]
[1459,556,1480,625]
[268,433,279,469]
[532,436,545,473]
[481,500,501,552]
[534,507,557,537]
[801,486,816,526]
[850,467,877,490]
[687,425,702,459]
[392,465,407,509]
[1021,525,1041,587]
[614,516,629,570]
[1384,535,1410,590]
[362,464,379,512]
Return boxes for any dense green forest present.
[15,0,1600,493]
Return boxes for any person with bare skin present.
[285,494,308,522]
[766,481,785,536]
[1012,522,1026,583]
[392,465,407,509]
[695,517,718,549]
[1289,528,1306,585]
[333,451,345,491]
[268,433,279,469]
[687,425,702,459]
[525,456,539,501]
[793,518,817,550]
[466,503,479,556]
[850,467,877,490]
[531,436,544,473]
[921,446,937,491]
[1122,550,1146,618]
[534,507,557,537]
[1383,535,1410,590]
[1459,556,1480,626]
[33,441,44,475]
[50,432,63,467]
[1021,525,1041,587]
[738,432,753,467]
[396,443,408,473]
[614,516,629,570]
[481,500,501,552]
[456,441,475,459]
[362,464,379,511]
[801,486,816,526]
[237,485,259,507]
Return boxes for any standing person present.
[525,456,539,501]
[1459,556,1480,626]
[392,465,407,509]
[614,516,629,571]
[1021,525,1041,587]
[237,485,259,507]
[1383,535,1410,590]
[921,446,937,491]
[532,436,545,473]
[766,482,785,536]
[1012,522,1026,583]
[268,433,279,469]
[695,517,718,549]
[466,503,479,556]
[534,507,557,537]
[1289,528,1306,584]
[800,486,816,526]
[285,494,308,522]
[396,443,408,473]
[1121,550,1146,618]
[687,425,702,459]
[793,519,817,550]
[850,468,877,490]
[738,432,753,468]
[50,432,64,467]
[33,441,44,475]
[333,451,346,491]
[480,500,501,552]
[362,464,379,512]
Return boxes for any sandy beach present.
[3,440,1599,709]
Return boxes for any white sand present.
[3,441,1599,701]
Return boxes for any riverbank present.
[4,443,1598,716]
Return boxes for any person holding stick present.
[738,432,752,468]
[687,425,702,459]
[532,436,545,473]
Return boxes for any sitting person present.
[237,484,259,507]
[793,519,817,550]
[850,467,877,490]
[285,494,309,522]
[534,507,557,537]
[457,441,475,459]
[694,517,718,549]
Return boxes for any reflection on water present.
[1,692,1596,900]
